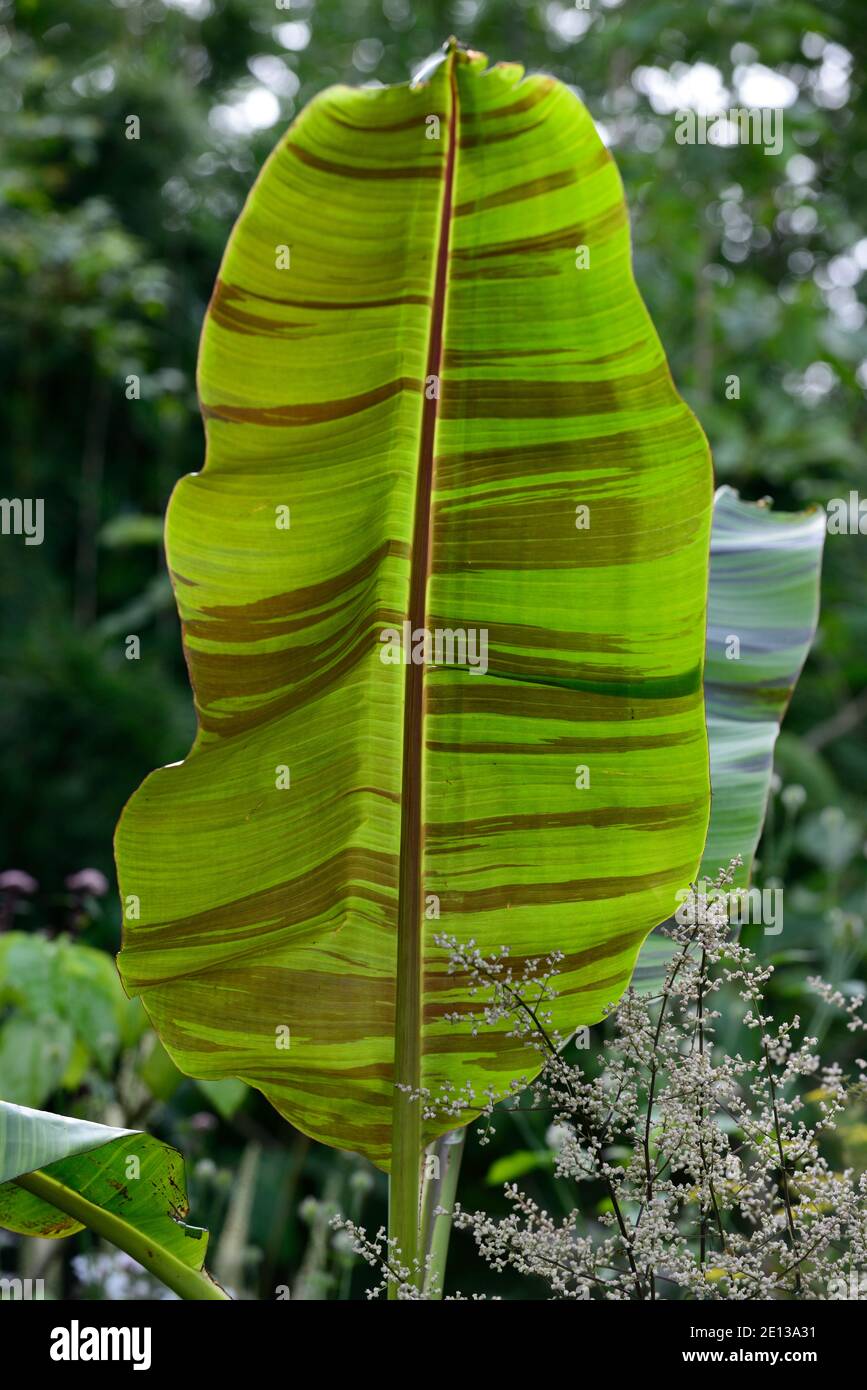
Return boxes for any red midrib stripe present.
[394,52,458,1103]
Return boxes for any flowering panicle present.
[337,862,867,1299]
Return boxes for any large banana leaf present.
[0,1101,227,1299]
[632,486,825,989]
[115,42,712,1220]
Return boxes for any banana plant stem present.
[13,1170,230,1301]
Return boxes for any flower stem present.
[420,1129,465,1298]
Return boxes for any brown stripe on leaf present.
[430,475,709,570]
[426,616,632,657]
[424,932,647,991]
[427,680,703,723]
[439,365,676,418]
[202,377,419,427]
[193,618,387,736]
[467,77,556,122]
[184,540,410,640]
[209,965,397,1046]
[422,966,633,1026]
[437,866,694,914]
[442,340,646,370]
[419,1031,532,1069]
[427,729,700,756]
[454,166,579,217]
[325,109,448,134]
[434,419,696,488]
[121,847,398,987]
[212,279,431,312]
[425,803,698,845]
[287,141,443,179]
[459,115,549,149]
[449,203,626,264]
[186,606,389,706]
[146,972,394,1053]
[208,282,310,337]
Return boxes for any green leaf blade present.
[632,486,826,991]
[701,486,825,884]
[0,1101,226,1300]
[116,47,713,1171]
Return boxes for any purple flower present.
[0,869,38,894]
[65,868,110,897]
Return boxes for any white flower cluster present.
[447,861,867,1299]
[336,861,867,1298]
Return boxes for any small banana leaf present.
[114,42,713,1260]
[633,486,825,989]
[0,1100,227,1299]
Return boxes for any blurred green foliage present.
[0,928,140,1106]
[1,0,866,1298]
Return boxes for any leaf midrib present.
[390,44,459,1249]
[13,1168,228,1301]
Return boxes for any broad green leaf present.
[0,1101,227,1300]
[0,932,128,1103]
[115,45,712,1183]
[633,486,825,989]
[0,1015,74,1108]
[700,487,825,883]
[0,1101,131,1188]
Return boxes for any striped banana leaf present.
[632,486,825,990]
[114,41,713,1239]
[0,1101,226,1299]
